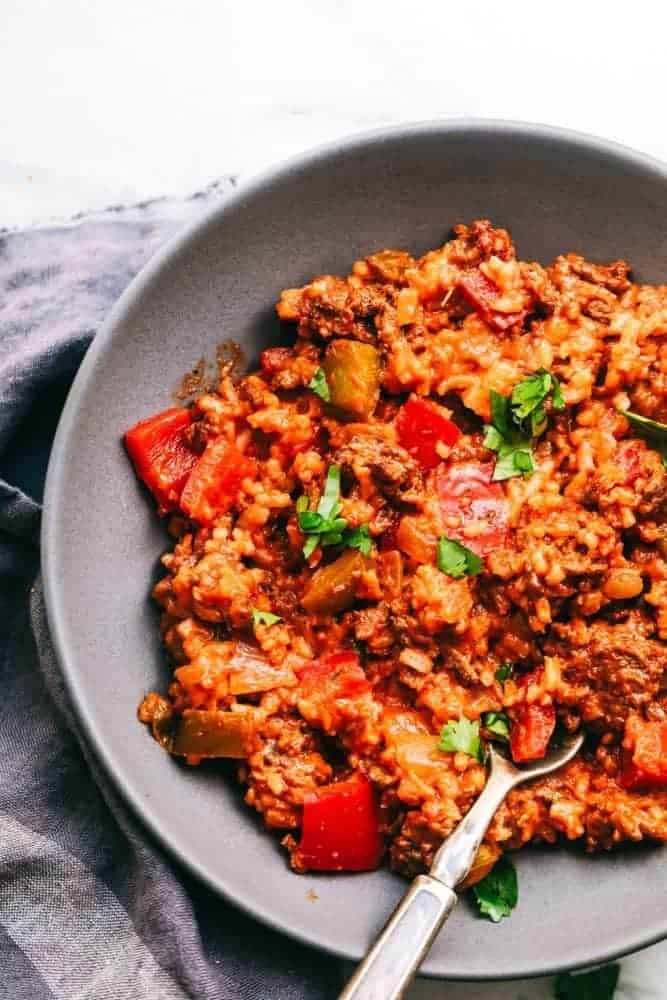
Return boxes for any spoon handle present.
[337,874,457,1000]
[339,752,517,1000]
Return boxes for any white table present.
[3,0,667,230]
[3,1,665,994]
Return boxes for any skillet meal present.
[125,219,667,918]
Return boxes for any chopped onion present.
[228,641,296,694]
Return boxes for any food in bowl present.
[126,219,667,895]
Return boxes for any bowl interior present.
[43,121,667,979]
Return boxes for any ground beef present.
[334,434,422,500]
[244,713,332,830]
[451,219,516,263]
[277,276,391,343]
[545,613,667,733]
[562,254,632,293]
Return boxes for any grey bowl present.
[43,120,667,980]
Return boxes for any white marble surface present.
[3,1,666,995]
[3,0,667,229]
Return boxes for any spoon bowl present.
[341,731,585,1000]
[492,731,586,782]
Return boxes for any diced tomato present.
[619,756,646,792]
[124,407,198,515]
[616,441,642,484]
[396,396,461,471]
[510,703,556,763]
[619,720,667,791]
[295,773,384,872]
[631,721,667,785]
[180,438,257,526]
[296,651,370,700]
[436,462,509,556]
[260,346,293,376]
[458,268,525,333]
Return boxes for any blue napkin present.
[0,193,341,1000]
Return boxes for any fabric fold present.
[0,195,340,1000]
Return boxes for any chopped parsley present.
[511,369,565,433]
[483,391,535,482]
[551,375,565,411]
[472,857,518,923]
[250,607,282,627]
[484,370,564,481]
[344,523,373,557]
[554,964,620,1000]
[319,462,342,519]
[490,439,535,481]
[297,466,348,557]
[495,662,514,684]
[623,409,667,469]
[437,537,483,579]
[481,710,510,742]
[438,716,485,763]
[308,367,331,402]
[297,466,373,558]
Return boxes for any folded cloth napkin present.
[0,190,342,1000]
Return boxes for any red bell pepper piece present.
[297,651,370,700]
[615,441,642,484]
[396,396,461,471]
[295,773,384,872]
[124,407,198,516]
[619,721,667,791]
[459,268,525,333]
[436,462,509,556]
[510,700,556,763]
[260,346,293,376]
[180,438,257,526]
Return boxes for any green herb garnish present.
[297,466,373,558]
[484,391,535,482]
[250,607,282,627]
[551,375,565,411]
[511,369,563,433]
[489,439,535,481]
[438,717,485,763]
[308,367,331,402]
[484,370,564,481]
[297,466,347,557]
[319,464,342,519]
[344,523,373,557]
[623,410,667,468]
[437,537,483,579]
[554,964,620,1000]
[495,662,514,684]
[481,711,510,742]
[472,857,518,922]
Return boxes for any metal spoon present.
[339,731,584,1000]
